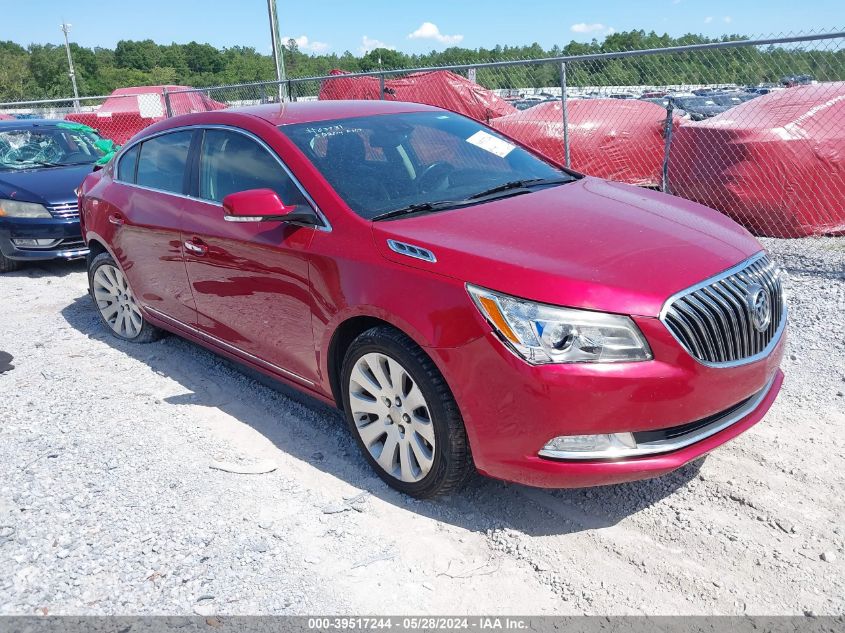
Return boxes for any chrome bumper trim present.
[538,373,776,461]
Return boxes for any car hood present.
[0,164,94,206]
[372,177,762,317]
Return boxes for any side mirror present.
[222,189,319,226]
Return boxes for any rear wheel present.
[88,252,161,343]
[341,326,473,498]
[0,253,21,273]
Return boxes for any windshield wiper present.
[466,177,572,200]
[5,160,68,169]
[30,160,92,167]
[371,176,574,221]
[371,200,464,221]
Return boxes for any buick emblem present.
[746,284,771,332]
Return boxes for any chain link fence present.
[1,31,843,264]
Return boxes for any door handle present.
[184,238,208,256]
[108,213,124,226]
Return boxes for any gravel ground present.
[0,238,843,616]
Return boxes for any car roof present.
[228,100,442,125]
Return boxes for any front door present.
[180,127,319,386]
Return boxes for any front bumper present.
[430,314,785,488]
[0,217,87,262]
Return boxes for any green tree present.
[1,31,843,102]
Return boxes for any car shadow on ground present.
[60,292,701,538]
[4,258,87,279]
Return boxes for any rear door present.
[110,129,197,325]
[179,126,320,386]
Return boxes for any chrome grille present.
[661,254,785,366]
[48,203,79,220]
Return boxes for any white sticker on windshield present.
[466,130,515,158]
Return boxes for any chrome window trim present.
[658,252,787,369]
[112,123,331,232]
[115,143,140,184]
[538,373,777,461]
[142,305,315,387]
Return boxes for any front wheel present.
[88,252,162,343]
[341,326,473,498]
[0,252,21,273]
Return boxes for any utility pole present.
[60,22,81,111]
[266,0,288,102]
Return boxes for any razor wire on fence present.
[1,30,843,251]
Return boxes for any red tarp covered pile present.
[66,85,226,144]
[490,99,673,187]
[319,70,516,122]
[669,82,845,237]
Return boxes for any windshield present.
[279,111,573,219]
[676,97,717,109]
[712,95,743,106]
[0,126,106,171]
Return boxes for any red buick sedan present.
[78,101,786,498]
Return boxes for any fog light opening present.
[12,238,61,249]
[540,432,638,459]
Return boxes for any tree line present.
[1,29,843,102]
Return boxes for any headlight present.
[467,284,652,364]
[0,199,51,218]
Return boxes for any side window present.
[117,145,139,183]
[136,131,193,194]
[198,129,309,207]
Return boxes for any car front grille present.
[48,203,80,220]
[661,253,785,366]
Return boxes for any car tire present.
[0,253,21,273]
[88,251,162,343]
[341,326,474,498]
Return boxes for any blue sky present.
[2,0,842,54]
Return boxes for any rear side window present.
[136,131,193,194]
[117,145,139,183]
[198,129,309,206]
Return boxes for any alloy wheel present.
[92,264,144,339]
[348,352,436,482]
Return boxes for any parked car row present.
[512,89,763,120]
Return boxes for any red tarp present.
[0,113,14,120]
[669,82,845,237]
[319,70,516,122]
[65,85,226,144]
[491,99,673,187]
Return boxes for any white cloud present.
[359,35,395,54]
[723,15,733,23]
[570,22,608,33]
[407,22,464,45]
[704,16,714,23]
[281,35,330,54]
